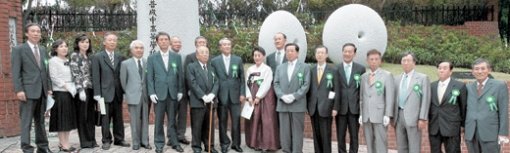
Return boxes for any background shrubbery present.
[47,21,510,73]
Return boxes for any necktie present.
[477,83,483,96]
[276,52,282,65]
[203,65,208,81]
[399,74,409,108]
[109,53,114,67]
[369,72,375,85]
[317,67,323,84]
[137,59,143,79]
[33,45,41,67]
[438,83,446,103]
[345,64,351,85]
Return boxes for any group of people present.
[10,22,509,153]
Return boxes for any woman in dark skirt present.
[48,39,78,152]
[69,34,99,148]
[244,47,280,152]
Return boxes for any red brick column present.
[0,0,22,137]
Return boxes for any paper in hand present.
[241,103,254,120]
[46,95,55,111]
[98,97,106,115]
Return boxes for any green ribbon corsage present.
[171,62,177,74]
[354,74,361,88]
[413,84,422,98]
[231,64,238,78]
[44,59,49,69]
[326,73,333,88]
[375,81,383,95]
[487,96,497,111]
[297,72,304,85]
[448,89,460,105]
[256,79,263,86]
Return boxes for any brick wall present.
[0,0,22,137]
[444,21,500,38]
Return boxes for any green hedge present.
[44,21,509,73]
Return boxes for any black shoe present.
[204,148,219,153]
[166,141,173,146]
[231,146,243,152]
[155,149,163,153]
[113,141,130,147]
[102,143,111,150]
[132,145,140,150]
[178,139,191,145]
[141,144,152,150]
[221,146,229,153]
[36,148,53,153]
[172,145,184,152]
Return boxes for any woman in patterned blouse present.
[69,34,99,148]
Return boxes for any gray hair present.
[218,37,231,46]
[472,58,492,69]
[129,40,145,49]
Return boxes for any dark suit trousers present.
[20,96,49,152]
[154,95,178,149]
[76,89,98,147]
[101,94,125,144]
[217,99,241,148]
[429,131,461,153]
[311,113,332,153]
[336,112,360,153]
[168,97,188,141]
[465,126,500,153]
[190,104,216,151]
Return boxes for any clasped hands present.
[281,94,295,104]
[201,94,216,104]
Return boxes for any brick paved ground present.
[0,123,398,153]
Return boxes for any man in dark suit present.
[148,32,185,153]
[91,32,130,150]
[465,58,509,153]
[188,46,219,153]
[119,40,152,150]
[266,32,288,73]
[210,38,245,153]
[184,36,208,68]
[167,35,192,145]
[336,43,366,153]
[274,43,310,153]
[11,23,52,153]
[428,61,467,153]
[307,46,340,153]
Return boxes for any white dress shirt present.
[161,51,169,70]
[437,77,451,102]
[287,60,297,81]
[223,54,231,74]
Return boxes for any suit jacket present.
[393,71,431,126]
[360,68,395,123]
[428,78,467,136]
[120,58,147,105]
[337,62,366,115]
[266,52,287,73]
[11,43,50,99]
[91,50,125,102]
[187,62,219,108]
[210,55,245,105]
[146,51,184,101]
[465,79,509,141]
[273,61,310,113]
[307,64,340,117]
